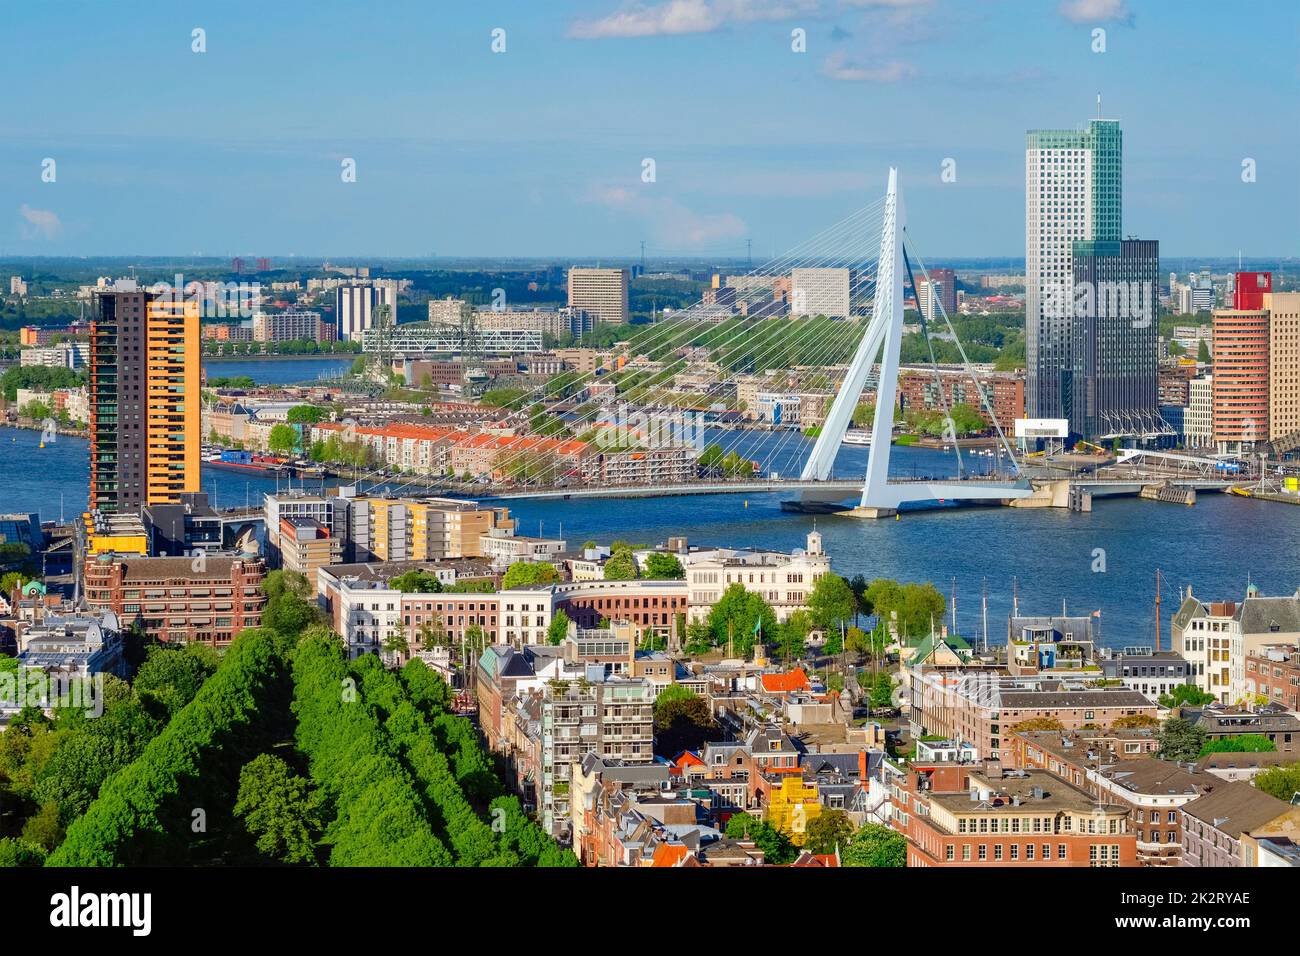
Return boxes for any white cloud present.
[19,204,62,240]
[820,51,916,82]
[1057,0,1132,24]
[584,183,746,246]
[569,0,818,40]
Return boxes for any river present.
[3,423,1296,649]
[202,356,354,385]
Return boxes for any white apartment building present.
[567,267,628,326]
[1184,375,1213,448]
[680,530,831,624]
[427,296,467,325]
[1171,587,1300,704]
[479,531,567,566]
[20,342,87,369]
[336,280,398,342]
[789,267,850,318]
[251,309,325,342]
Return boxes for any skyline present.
[0,0,1296,259]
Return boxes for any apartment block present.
[891,762,1137,867]
[82,552,266,648]
[90,282,201,513]
[567,267,628,326]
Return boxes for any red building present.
[891,762,1137,867]
[83,553,266,648]
[1233,271,1272,310]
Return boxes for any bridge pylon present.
[801,168,1032,514]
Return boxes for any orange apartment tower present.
[90,282,201,513]
[1210,307,1269,454]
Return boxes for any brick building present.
[82,552,266,647]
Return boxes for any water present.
[4,424,1297,649]
[202,356,353,386]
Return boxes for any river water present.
[2,420,1296,649]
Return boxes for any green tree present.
[285,404,329,425]
[864,578,945,639]
[653,684,720,758]
[547,608,571,645]
[1197,339,1211,363]
[842,822,905,867]
[706,584,777,658]
[501,561,560,589]
[267,423,299,456]
[807,572,856,633]
[1158,717,1207,761]
[1158,684,1217,709]
[1199,734,1276,756]
[0,838,46,867]
[866,671,896,710]
[642,552,685,580]
[1254,763,1300,803]
[725,813,796,865]
[803,807,853,855]
[779,610,813,662]
[390,569,444,594]
[602,548,638,581]
[234,754,320,865]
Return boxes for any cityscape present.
[1,0,1298,933]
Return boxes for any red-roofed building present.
[761,669,811,695]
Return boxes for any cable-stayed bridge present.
[296,169,1235,516]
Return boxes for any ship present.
[841,429,873,446]
[203,449,289,475]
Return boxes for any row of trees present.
[48,630,289,865]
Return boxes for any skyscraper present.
[567,267,628,326]
[1025,119,1122,427]
[790,267,851,318]
[1070,239,1160,439]
[90,281,200,514]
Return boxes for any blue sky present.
[1,0,1296,259]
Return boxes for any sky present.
[1,0,1297,260]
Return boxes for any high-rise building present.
[336,280,398,342]
[789,267,850,318]
[567,267,628,326]
[1069,240,1161,439]
[90,282,200,514]
[1025,119,1122,427]
[1264,290,1300,443]
[1234,271,1272,310]
[1211,307,1269,453]
[917,266,958,318]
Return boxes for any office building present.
[90,282,201,513]
[566,267,628,326]
[789,267,850,318]
[1185,375,1213,448]
[1211,307,1269,453]
[1025,119,1122,424]
[1068,239,1161,439]
[1264,290,1300,443]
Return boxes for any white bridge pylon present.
[801,168,1032,510]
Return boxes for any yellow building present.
[766,776,821,846]
[82,511,149,557]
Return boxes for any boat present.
[841,429,873,446]
[203,449,288,475]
